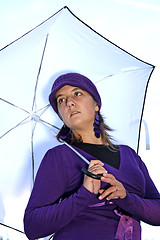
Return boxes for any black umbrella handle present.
[82,167,103,180]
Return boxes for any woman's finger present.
[88,165,107,175]
[99,174,126,200]
[89,160,104,167]
[99,185,118,200]
[102,173,116,179]
[100,174,118,186]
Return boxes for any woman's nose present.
[66,97,75,108]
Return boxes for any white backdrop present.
[0,1,160,239]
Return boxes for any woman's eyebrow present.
[56,87,82,99]
[71,87,82,92]
[56,93,65,99]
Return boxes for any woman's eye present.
[58,98,65,104]
[75,92,82,96]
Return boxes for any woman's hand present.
[98,173,126,200]
[83,160,107,194]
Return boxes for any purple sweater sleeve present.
[24,148,97,239]
[113,158,160,225]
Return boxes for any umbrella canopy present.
[0,6,154,239]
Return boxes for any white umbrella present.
[0,6,154,239]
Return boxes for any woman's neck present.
[72,129,103,145]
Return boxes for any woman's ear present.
[95,103,99,112]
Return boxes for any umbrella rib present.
[32,34,49,112]
[31,31,49,181]
[0,97,30,114]
[0,222,24,235]
[29,105,53,183]
[0,116,30,139]
[36,103,50,114]
[34,104,51,118]
[137,66,155,153]
[31,121,37,183]
[39,118,60,131]
[49,234,55,240]
[30,108,51,183]
[95,66,153,84]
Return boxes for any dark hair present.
[56,111,116,150]
[98,112,115,147]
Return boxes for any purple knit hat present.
[49,73,101,114]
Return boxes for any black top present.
[73,141,120,169]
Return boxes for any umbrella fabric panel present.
[0,124,32,231]
[97,68,153,149]
[0,9,62,111]
[37,9,151,80]
[0,32,48,112]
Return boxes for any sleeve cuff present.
[112,191,136,212]
[77,185,99,205]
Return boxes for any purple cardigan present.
[24,144,160,240]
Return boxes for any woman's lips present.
[70,111,80,117]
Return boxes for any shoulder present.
[37,144,73,177]
[118,144,142,164]
[119,144,137,155]
[46,143,71,154]
[43,143,77,165]
[39,144,69,164]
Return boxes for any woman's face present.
[55,85,99,133]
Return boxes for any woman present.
[24,73,160,240]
